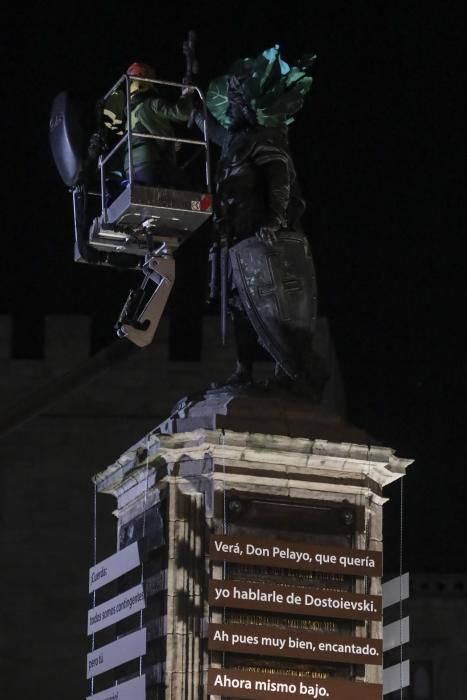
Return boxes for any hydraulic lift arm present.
[116,255,175,347]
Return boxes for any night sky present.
[2,3,463,572]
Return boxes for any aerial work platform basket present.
[50,70,212,347]
[87,183,212,258]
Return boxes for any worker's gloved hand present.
[87,132,107,159]
[181,86,195,97]
[256,224,279,246]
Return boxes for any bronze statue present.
[200,46,328,399]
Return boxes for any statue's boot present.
[264,363,293,391]
[211,306,257,388]
[224,361,253,386]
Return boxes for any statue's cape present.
[207,46,316,129]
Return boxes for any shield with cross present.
[229,231,318,378]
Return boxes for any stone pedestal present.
[91,389,411,700]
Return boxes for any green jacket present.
[104,88,193,170]
[128,90,192,169]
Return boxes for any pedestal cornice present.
[94,428,412,504]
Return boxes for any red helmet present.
[126,62,155,79]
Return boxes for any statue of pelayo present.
[200,45,328,400]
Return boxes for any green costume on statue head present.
[206,45,317,130]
